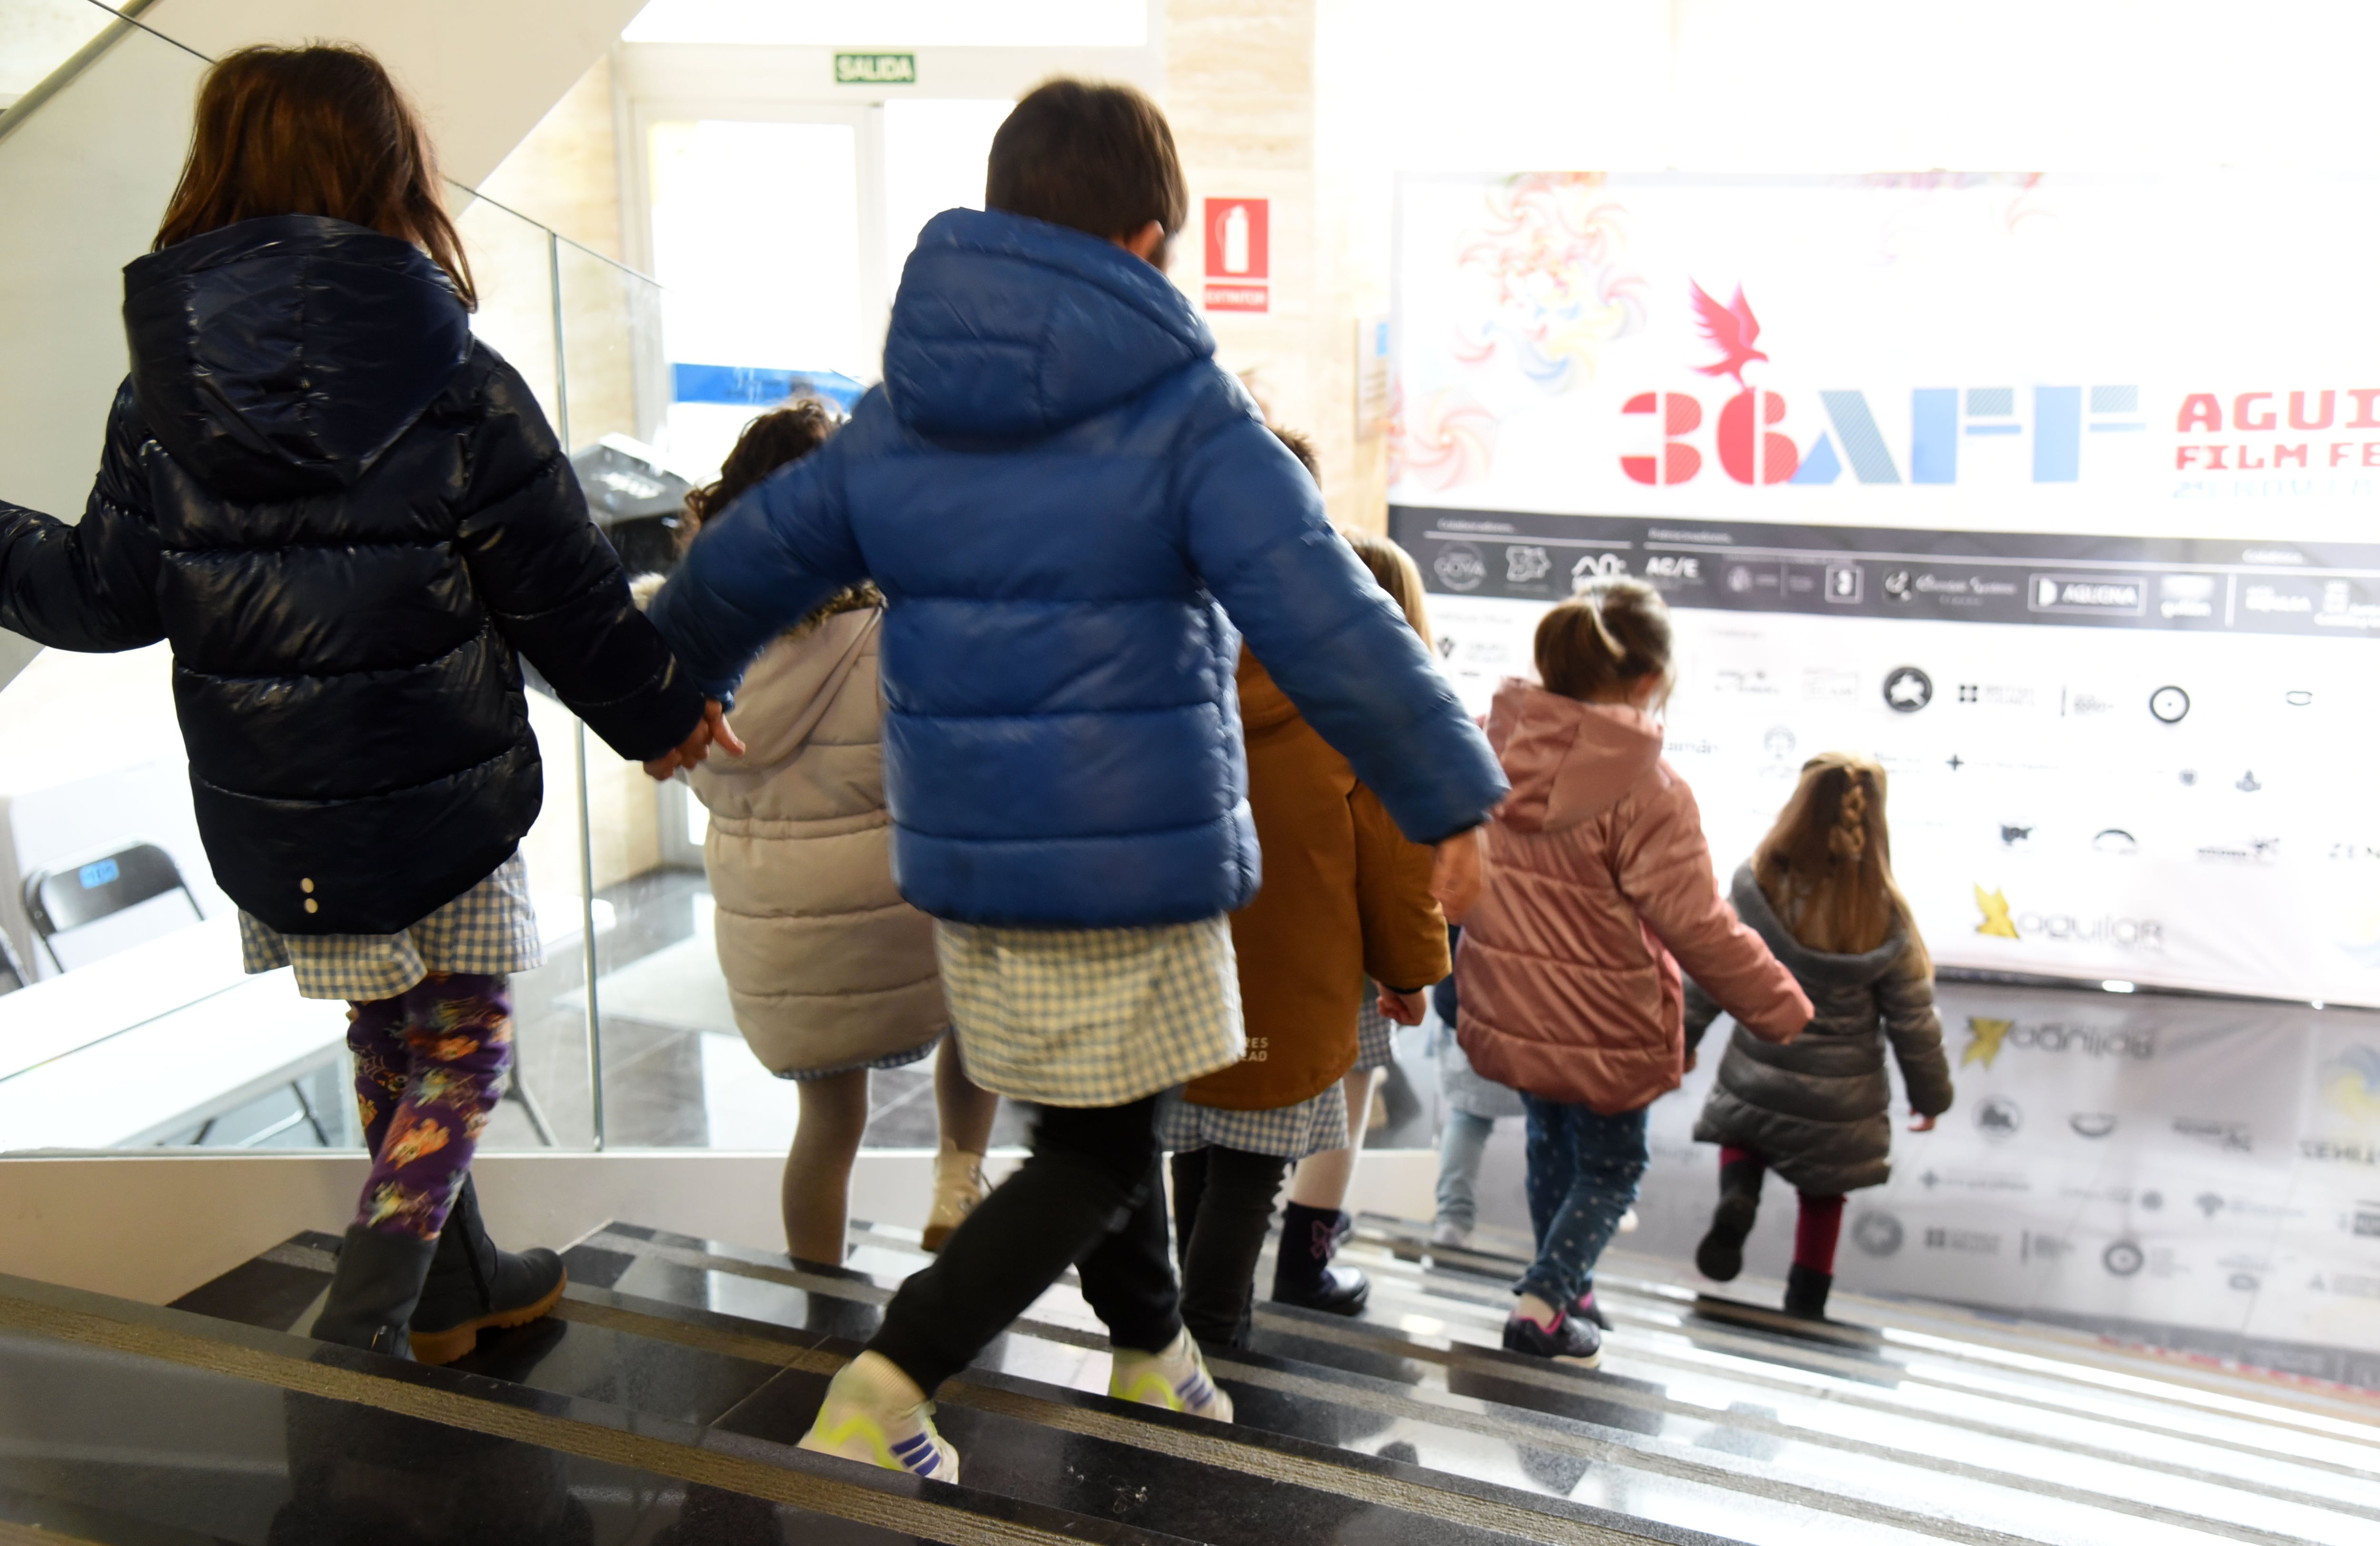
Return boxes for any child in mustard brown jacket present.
[1161,431,1449,1347]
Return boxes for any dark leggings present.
[346,972,512,1240]
[868,1095,1181,1394]
[1169,1146,1290,1348]
[1718,1145,1846,1274]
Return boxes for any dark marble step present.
[563,1227,2094,1546]
[3,1270,1196,1546]
[192,1234,1706,1546]
[595,1222,2380,1546]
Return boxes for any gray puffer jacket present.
[1687,864,1953,1195]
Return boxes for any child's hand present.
[642,701,745,781]
[1432,827,1489,922]
[1378,986,1429,1025]
[1908,1110,1937,1132]
[1683,1049,1698,1073]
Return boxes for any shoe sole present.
[1501,1335,1603,1369]
[410,1269,569,1366]
[921,1224,954,1253]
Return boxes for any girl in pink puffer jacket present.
[1456,579,1811,1367]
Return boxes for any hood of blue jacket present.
[123,214,473,499]
[883,208,1215,440]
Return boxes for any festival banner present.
[1393,172,2380,1005]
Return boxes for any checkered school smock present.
[238,852,543,1002]
[1353,991,1398,1072]
[1158,1078,1350,1161]
[934,915,1243,1107]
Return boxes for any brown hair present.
[1754,753,1932,972]
[1534,578,1673,705]
[156,44,476,308]
[987,78,1188,243]
[1345,531,1434,650]
[684,401,876,634]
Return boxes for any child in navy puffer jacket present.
[651,79,1507,1479]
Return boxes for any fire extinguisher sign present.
[1202,198,1269,313]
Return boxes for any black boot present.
[1783,1263,1833,1321]
[1695,1155,1764,1282]
[310,1226,437,1358]
[408,1174,568,1366]
[1271,1202,1369,1315]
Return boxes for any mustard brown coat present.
[1186,653,1448,1112]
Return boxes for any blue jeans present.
[1517,1094,1648,1307]
[1434,1109,1496,1231]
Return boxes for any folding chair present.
[22,842,204,974]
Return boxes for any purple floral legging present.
[346,972,513,1240]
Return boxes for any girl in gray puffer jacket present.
[1686,753,1954,1321]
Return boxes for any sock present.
[1516,1291,1562,1329]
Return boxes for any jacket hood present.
[704,608,879,771]
[883,208,1214,441]
[123,215,473,498]
[1488,678,1664,834]
[1728,863,1907,985]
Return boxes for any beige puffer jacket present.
[687,607,945,1076]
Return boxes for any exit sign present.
[835,52,916,85]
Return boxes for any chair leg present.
[507,1064,558,1148]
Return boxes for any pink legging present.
[1718,1146,1845,1274]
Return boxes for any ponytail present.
[1534,577,1675,705]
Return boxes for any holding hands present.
[643,700,746,780]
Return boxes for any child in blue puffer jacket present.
[650,79,1507,1479]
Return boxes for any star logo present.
[1964,1017,2014,1069]
[1974,884,2019,939]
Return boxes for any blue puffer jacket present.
[651,209,1506,928]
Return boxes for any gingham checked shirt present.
[935,914,1244,1107]
[238,852,544,1002]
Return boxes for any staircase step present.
[1,1268,1225,1546]
[568,1222,2378,1546]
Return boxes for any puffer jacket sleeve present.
[1615,777,1811,1042]
[0,380,166,653]
[1180,415,1506,844]
[1682,979,1724,1055]
[456,355,704,762]
[649,429,865,702]
[1351,781,1449,992]
[1878,945,1954,1117]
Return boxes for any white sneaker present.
[1430,1220,1472,1249]
[1109,1327,1233,1422]
[799,1351,960,1481]
[923,1147,987,1253]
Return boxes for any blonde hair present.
[1343,531,1433,649]
[1753,752,1932,974]
[1534,578,1673,705]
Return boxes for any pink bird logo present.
[1689,280,1770,390]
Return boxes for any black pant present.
[1170,1145,1289,1348]
[867,1095,1180,1393]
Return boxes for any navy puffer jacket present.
[0,216,703,935]
[651,209,1506,928]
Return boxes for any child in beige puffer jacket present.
[657,402,998,1264]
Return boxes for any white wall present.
[0,1149,1438,1305]
[0,0,650,694]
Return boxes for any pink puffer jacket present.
[1457,679,1809,1113]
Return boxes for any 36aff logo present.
[1621,282,2143,487]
